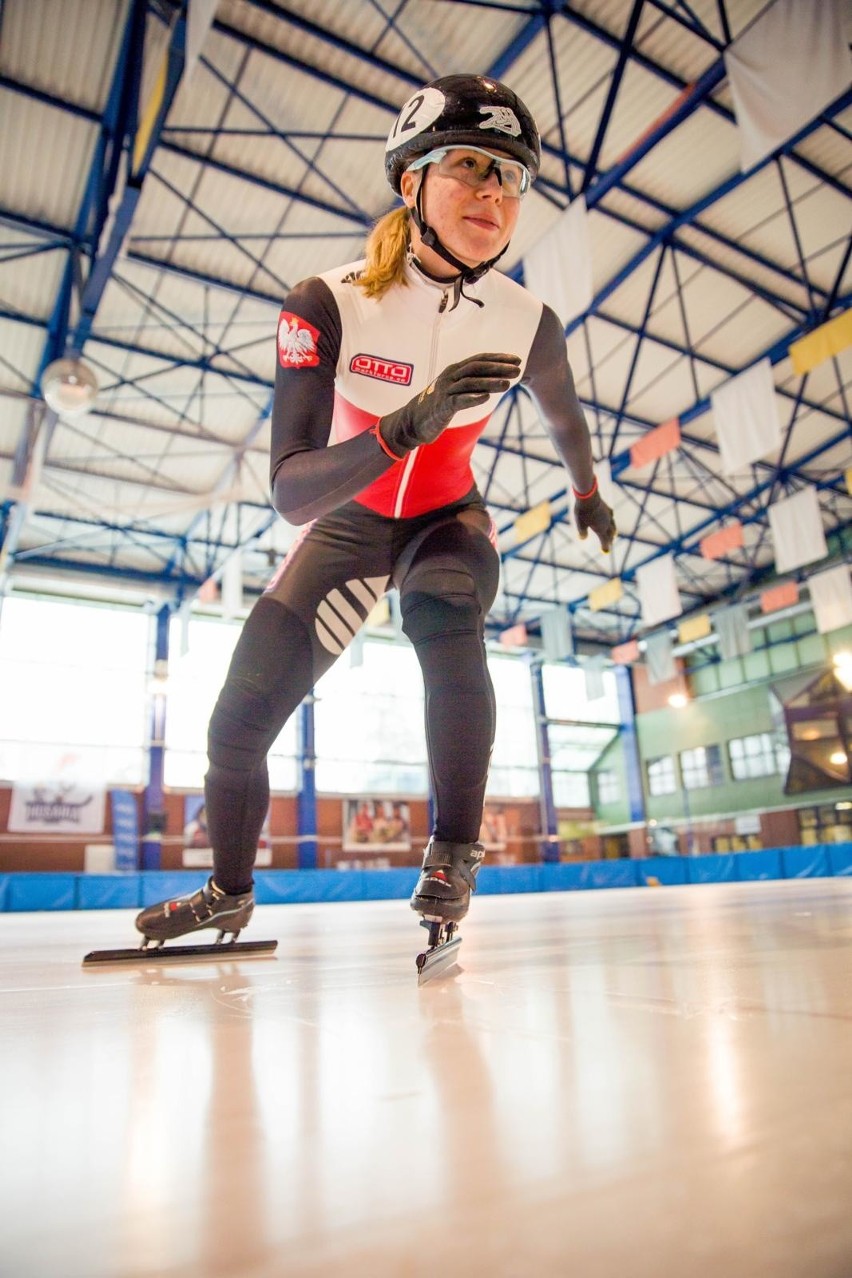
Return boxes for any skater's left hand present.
[574,489,617,552]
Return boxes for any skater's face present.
[400,147,521,276]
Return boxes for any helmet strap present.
[409,177,508,309]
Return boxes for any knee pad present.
[399,520,498,645]
[401,569,481,645]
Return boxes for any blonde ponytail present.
[356,206,411,299]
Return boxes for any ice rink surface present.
[1,878,851,1278]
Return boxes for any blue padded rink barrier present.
[1,842,850,912]
[1,849,852,1277]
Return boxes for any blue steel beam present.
[3,0,848,615]
[6,285,848,481]
[498,299,852,567]
[212,16,399,115]
[240,0,424,92]
[141,604,170,870]
[196,52,372,225]
[554,1,852,203]
[39,0,147,372]
[565,87,852,353]
[606,244,668,455]
[1,4,148,574]
[2,64,831,313]
[645,0,723,49]
[488,8,547,78]
[580,431,851,598]
[582,0,646,192]
[542,7,575,195]
[71,3,189,353]
[158,140,370,227]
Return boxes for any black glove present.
[575,488,617,553]
[377,353,521,457]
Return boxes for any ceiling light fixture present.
[41,356,99,418]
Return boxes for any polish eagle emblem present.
[277,311,320,368]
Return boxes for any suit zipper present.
[393,287,449,517]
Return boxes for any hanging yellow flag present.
[589,578,623,611]
[513,500,551,544]
[788,308,852,376]
[678,614,712,644]
[845,467,852,496]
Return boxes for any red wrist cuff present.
[572,477,598,501]
[371,422,405,462]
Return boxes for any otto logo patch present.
[277,311,320,368]
[350,354,413,386]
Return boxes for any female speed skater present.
[135,73,616,958]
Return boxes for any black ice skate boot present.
[135,877,254,948]
[410,839,485,924]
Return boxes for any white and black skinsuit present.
[204,255,599,893]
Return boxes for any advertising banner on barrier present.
[110,790,139,871]
[8,774,105,835]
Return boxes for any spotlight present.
[41,356,98,418]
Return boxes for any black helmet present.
[385,74,540,194]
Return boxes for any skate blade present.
[416,935,462,986]
[82,939,278,966]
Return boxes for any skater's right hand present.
[375,352,521,458]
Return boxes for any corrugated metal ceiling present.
[0,0,849,656]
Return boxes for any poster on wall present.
[342,799,411,853]
[8,753,106,835]
[182,795,272,867]
[479,804,509,851]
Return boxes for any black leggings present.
[205,495,500,892]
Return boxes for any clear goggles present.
[405,145,532,199]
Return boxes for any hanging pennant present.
[724,0,851,171]
[768,486,827,573]
[714,604,751,659]
[629,418,681,471]
[700,522,744,561]
[760,581,799,614]
[788,308,852,376]
[611,639,640,664]
[645,630,676,685]
[540,607,574,661]
[589,577,623,612]
[710,358,782,475]
[523,195,594,327]
[500,623,528,649]
[514,500,551,545]
[808,564,852,634]
[678,614,711,645]
[637,554,682,628]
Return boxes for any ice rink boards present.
[1,878,851,1278]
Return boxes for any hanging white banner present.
[637,553,683,628]
[808,563,852,634]
[768,485,828,574]
[710,358,782,476]
[523,194,594,327]
[725,0,851,172]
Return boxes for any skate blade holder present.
[82,937,278,966]
[415,918,462,986]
